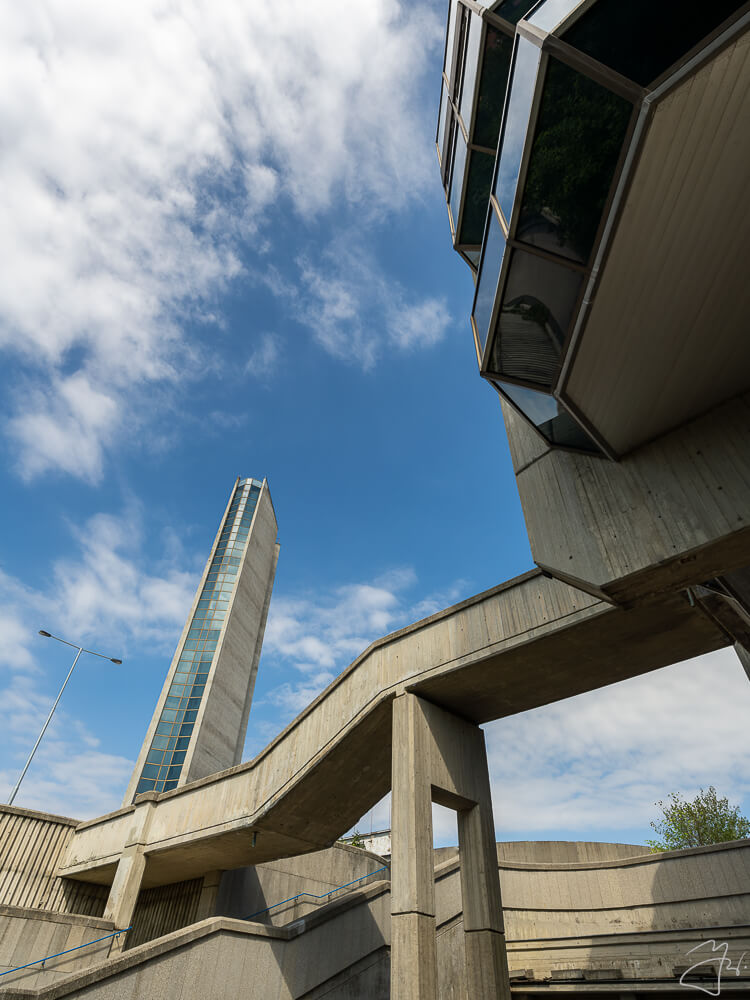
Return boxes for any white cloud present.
[0,673,134,818]
[0,0,442,480]
[245,332,281,379]
[295,242,452,369]
[0,502,200,815]
[51,509,196,646]
[261,569,467,722]
[485,648,750,841]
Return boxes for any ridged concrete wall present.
[0,808,107,918]
[126,878,203,951]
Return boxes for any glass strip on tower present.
[134,478,263,798]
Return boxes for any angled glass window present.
[459,11,484,130]
[517,58,632,263]
[487,248,583,388]
[560,0,744,87]
[444,0,460,84]
[472,205,507,355]
[449,128,468,227]
[459,150,495,247]
[473,26,514,150]
[494,36,541,225]
[493,0,540,24]
[527,0,582,33]
[497,381,601,452]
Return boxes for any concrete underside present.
[56,570,728,889]
[560,26,750,456]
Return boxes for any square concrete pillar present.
[102,801,155,953]
[390,692,511,1000]
[391,693,437,1000]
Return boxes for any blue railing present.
[245,866,390,920]
[0,927,131,979]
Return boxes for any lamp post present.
[7,631,123,806]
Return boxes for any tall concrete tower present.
[123,477,279,803]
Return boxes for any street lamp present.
[6,631,123,806]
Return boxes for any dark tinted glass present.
[449,128,468,227]
[562,0,744,87]
[458,150,494,246]
[473,27,514,150]
[499,382,601,451]
[460,12,483,130]
[487,248,583,387]
[517,58,632,263]
[528,0,580,32]
[472,207,507,354]
[494,0,539,25]
[494,36,541,224]
[444,0,458,75]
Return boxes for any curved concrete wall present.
[434,838,750,986]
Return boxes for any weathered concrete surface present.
[0,882,391,1000]
[503,394,750,604]
[0,808,107,918]
[390,693,509,1000]
[218,844,387,927]
[57,570,727,892]
[5,840,749,999]
[0,907,115,991]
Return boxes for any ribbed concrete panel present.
[0,807,74,910]
[126,878,203,950]
[0,806,108,917]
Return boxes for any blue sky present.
[1,0,748,847]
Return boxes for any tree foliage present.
[647,786,750,853]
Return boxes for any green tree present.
[647,786,750,852]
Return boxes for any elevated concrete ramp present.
[58,571,728,888]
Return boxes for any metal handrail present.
[245,865,390,920]
[0,927,131,979]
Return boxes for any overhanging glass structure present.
[439,0,748,455]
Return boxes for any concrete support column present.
[103,801,155,953]
[390,692,511,1000]
[195,869,224,922]
[458,782,511,998]
[391,692,437,1000]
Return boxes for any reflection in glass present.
[459,150,494,246]
[473,26,514,150]
[562,0,743,87]
[459,12,483,130]
[528,0,582,33]
[494,0,540,25]
[472,206,507,355]
[494,36,541,224]
[517,58,632,263]
[449,128,468,226]
[488,248,583,387]
[498,381,601,451]
[444,0,459,83]
[437,82,450,160]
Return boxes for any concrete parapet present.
[0,906,115,991]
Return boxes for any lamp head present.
[110,658,123,665]
[38,630,52,637]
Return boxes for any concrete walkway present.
[58,570,726,889]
